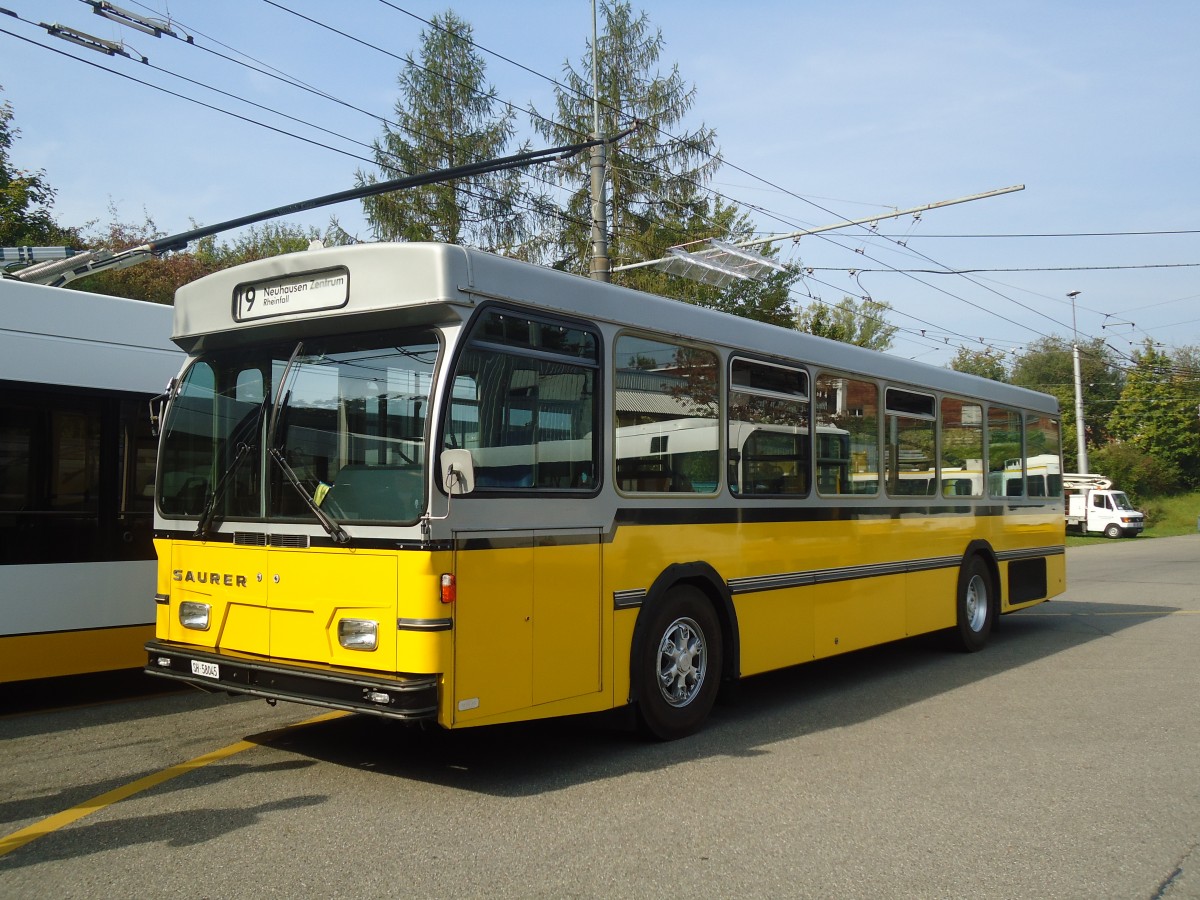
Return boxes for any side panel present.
[0,624,153,683]
[906,568,957,635]
[812,575,908,659]
[734,588,814,675]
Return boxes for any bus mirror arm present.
[423,450,475,530]
[148,377,176,437]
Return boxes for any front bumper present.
[145,640,439,721]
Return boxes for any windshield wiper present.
[265,340,351,546]
[195,440,253,539]
[269,448,351,545]
[194,393,271,539]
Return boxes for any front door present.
[453,528,601,723]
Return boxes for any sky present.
[3,0,1199,366]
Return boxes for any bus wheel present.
[1104,524,1122,539]
[636,586,722,741]
[953,556,994,653]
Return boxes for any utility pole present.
[588,0,610,282]
[1068,290,1089,474]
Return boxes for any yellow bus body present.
[144,242,1065,738]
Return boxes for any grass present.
[1065,489,1200,545]
[1139,490,1200,537]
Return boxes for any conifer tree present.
[356,11,533,252]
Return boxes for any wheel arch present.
[627,561,741,704]
[960,539,1001,610]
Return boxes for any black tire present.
[635,585,722,741]
[952,555,995,653]
[1104,524,1122,539]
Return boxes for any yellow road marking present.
[0,710,346,859]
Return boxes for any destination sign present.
[234,267,350,321]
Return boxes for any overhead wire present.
[19,3,1200,356]
[2,8,591,252]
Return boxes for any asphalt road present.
[2,535,1198,899]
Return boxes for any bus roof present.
[172,242,1059,415]
[0,278,180,394]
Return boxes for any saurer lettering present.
[172,570,249,587]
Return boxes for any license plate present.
[190,660,220,679]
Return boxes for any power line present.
[799,262,1200,275]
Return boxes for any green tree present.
[1108,340,1200,487]
[533,1,719,277]
[1010,336,1122,469]
[795,296,898,351]
[949,346,1010,382]
[75,209,340,304]
[1088,442,1180,504]
[356,11,532,251]
[0,88,79,250]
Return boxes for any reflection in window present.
[1025,415,1061,497]
[445,310,599,492]
[886,414,935,496]
[987,406,1024,498]
[615,336,719,494]
[1,388,160,565]
[815,374,879,496]
[939,398,983,498]
[158,332,439,524]
[729,358,809,496]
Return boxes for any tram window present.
[729,358,809,497]
[0,413,33,512]
[1,387,156,565]
[122,399,159,514]
[815,374,879,496]
[615,336,719,494]
[50,410,101,511]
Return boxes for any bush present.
[1088,443,1181,504]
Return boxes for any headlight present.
[338,618,378,651]
[179,601,211,631]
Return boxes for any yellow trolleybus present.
[145,242,1064,739]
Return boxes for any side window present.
[0,388,105,565]
[885,387,936,497]
[987,406,1024,498]
[614,335,719,494]
[728,358,809,496]
[815,374,879,496]
[939,398,983,498]
[1025,414,1061,498]
[446,310,599,491]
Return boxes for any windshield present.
[1111,492,1135,511]
[158,329,439,526]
